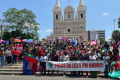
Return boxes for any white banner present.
[46,61,105,71]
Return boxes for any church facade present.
[52,0,87,42]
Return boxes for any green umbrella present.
[28,39,33,40]
[108,71,120,78]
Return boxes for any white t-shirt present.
[89,55,97,61]
[102,56,110,65]
[40,56,48,62]
[94,53,101,60]
[63,55,69,61]
[56,51,59,55]
[6,50,12,56]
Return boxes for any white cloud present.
[37,30,41,32]
[106,37,110,41]
[46,29,52,32]
[103,13,109,16]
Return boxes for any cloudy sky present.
[0,0,120,40]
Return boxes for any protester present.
[103,52,110,77]
[6,48,12,64]
[12,48,18,64]
[1,38,120,78]
[40,53,48,76]
[113,51,120,71]
[0,48,6,66]
[51,50,59,74]
[70,52,77,76]
[104,42,109,50]
[89,51,98,78]
[109,51,113,72]
[113,45,119,55]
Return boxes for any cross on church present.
[68,0,70,4]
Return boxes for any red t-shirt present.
[59,51,62,56]
[113,44,115,49]
[51,54,58,61]
[39,49,44,57]
[11,50,18,55]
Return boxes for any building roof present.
[64,4,74,11]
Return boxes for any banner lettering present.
[13,45,23,55]
[46,61,105,71]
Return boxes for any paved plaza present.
[0,75,118,80]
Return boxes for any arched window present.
[68,29,70,32]
[56,14,58,19]
[68,13,70,18]
[81,13,83,18]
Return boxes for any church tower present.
[53,0,62,21]
[77,0,86,20]
[64,4,74,21]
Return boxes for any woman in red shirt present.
[12,48,18,64]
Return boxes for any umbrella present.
[58,37,62,40]
[42,38,46,41]
[90,41,96,46]
[62,36,66,41]
[108,71,120,78]
[25,40,33,43]
[45,39,49,42]
[117,41,120,45]
[49,39,53,42]
[0,40,5,43]
[22,39,27,42]
[14,39,21,42]
[67,39,72,42]
[24,39,34,43]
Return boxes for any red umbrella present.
[14,39,21,42]
[22,39,27,42]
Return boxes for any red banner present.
[13,45,23,55]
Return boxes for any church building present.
[52,0,87,42]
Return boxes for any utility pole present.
[114,19,116,31]
[1,25,2,40]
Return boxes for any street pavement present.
[0,75,118,80]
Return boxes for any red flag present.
[25,56,37,75]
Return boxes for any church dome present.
[64,5,74,11]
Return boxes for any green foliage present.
[108,38,114,45]
[112,30,120,44]
[3,30,32,40]
[99,38,105,44]
[3,8,40,40]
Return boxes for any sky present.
[0,0,120,40]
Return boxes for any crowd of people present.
[0,39,120,78]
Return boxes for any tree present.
[112,30,120,44]
[99,38,105,44]
[108,38,114,45]
[3,29,32,40]
[3,8,40,40]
